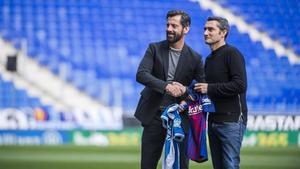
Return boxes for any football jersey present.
[185,80,215,162]
[161,104,185,169]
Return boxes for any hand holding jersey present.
[194,83,208,94]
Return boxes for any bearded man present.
[135,10,205,169]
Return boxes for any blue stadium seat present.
[0,75,46,109]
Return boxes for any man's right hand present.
[165,82,186,97]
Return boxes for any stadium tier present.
[215,0,300,54]
[0,0,299,116]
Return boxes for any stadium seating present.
[0,75,44,108]
[215,0,300,54]
[0,0,299,115]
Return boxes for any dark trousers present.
[141,113,189,169]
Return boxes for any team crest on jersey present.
[188,102,202,116]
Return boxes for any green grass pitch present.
[0,145,299,169]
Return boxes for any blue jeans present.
[208,118,246,169]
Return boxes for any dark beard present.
[166,31,183,44]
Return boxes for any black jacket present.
[135,40,205,128]
[205,44,248,123]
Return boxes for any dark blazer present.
[134,40,205,129]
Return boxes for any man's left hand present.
[194,83,208,94]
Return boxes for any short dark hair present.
[167,10,191,28]
[207,16,230,38]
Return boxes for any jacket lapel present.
[162,41,169,80]
[174,44,187,80]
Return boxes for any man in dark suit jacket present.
[135,10,205,169]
